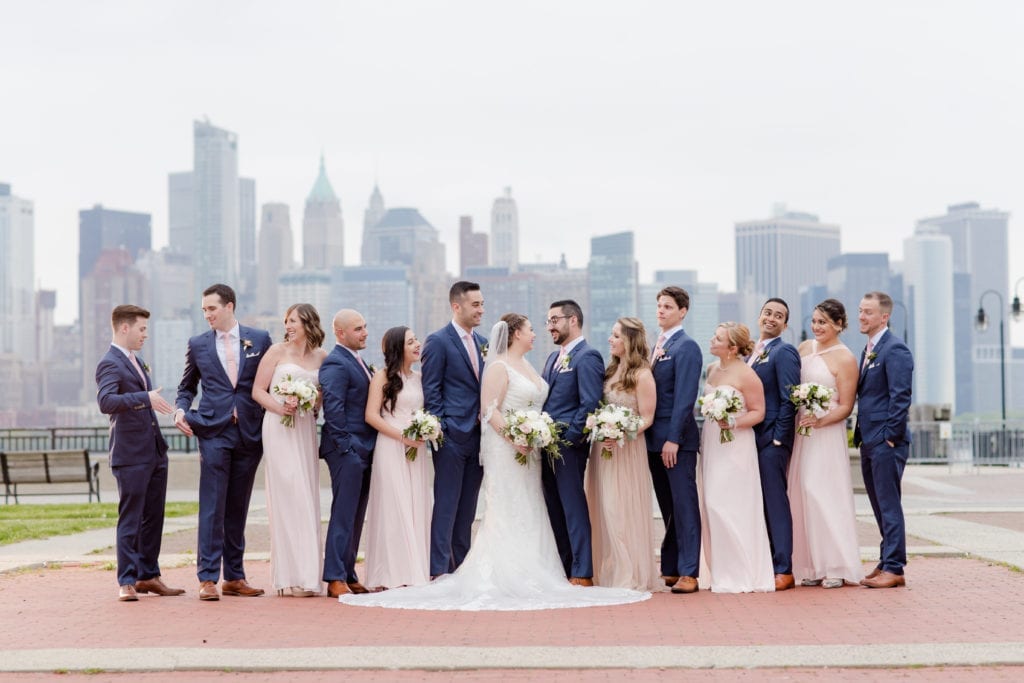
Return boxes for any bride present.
[339,313,650,610]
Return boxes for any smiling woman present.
[0,502,198,546]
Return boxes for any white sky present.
[3,0,1023,341]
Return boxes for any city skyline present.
[4,1,1023,334]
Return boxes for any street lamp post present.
[1012,276,1024,322]
[975,289,1006,423]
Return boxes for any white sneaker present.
[822,578,844,589]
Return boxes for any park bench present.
[0,449,100,504]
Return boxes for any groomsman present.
[541,299,604,585]
[175,284,272,601]
[749,298,802,591]
[854,291,913,589]
[646,286,703,594]
[320,309,378,597]
[96,305,182,601]
[421,281,487,577]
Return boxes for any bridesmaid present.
[362,326,433,590]
[699,322,774,593]
[252,303,327,597]
[789,299,862,588]
[585,317,661,591]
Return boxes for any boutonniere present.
[756,349,770,365]
[652,347,666,361]
[366,363,376,373]
[559,353,572,371]
[867,351,878,362]
[242,338,253,350]
[479,342,488,357]
[142,362,151,373]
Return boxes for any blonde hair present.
[718,322,755,357]
[605,317,650,392]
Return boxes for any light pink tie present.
[128,352,147,387]
[748,340,765,367]
[463,333,479,378]
[358,354,372,380]
[650,334,666,363]
[221,332,238,387]
[862,340,874,370]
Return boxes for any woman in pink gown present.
[362,326,433,590]
[789,299,862,589]
[699,322,774,593]
[252,303,327,597]
[585,317,661,591]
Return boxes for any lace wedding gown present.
[339,361,651,610]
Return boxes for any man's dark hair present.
[449,281,481,303]
[203,283,237,308]
[549,299,584,327]
[111,304,150,330]
[762,297,790,323]
[657,286,690,311]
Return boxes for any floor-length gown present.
[698,384,774,593]
[789,342,863,584]
[585,382,661,591]
[363,372,432,589]
[340,361,651,610]
[263,362,323,593]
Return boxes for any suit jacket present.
[645,329,703,453]
[751,337,802,451]
[318,344,378,459]
[854,329,914,448]
[420,324,487,446]
[542,340,604,447]
[96,346,168,467]
[175,325,272,445]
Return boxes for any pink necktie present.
[651,334,666,362]
[222,332,238,387]
[463,333,479,378]
[862,340,874,370]
[358,354,372,380]
[748,340,765,367]
[128,352,147,387]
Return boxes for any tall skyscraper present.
[78,205,152,286]
[735,206,841,344]
[167,172,194,257]
[459,215,488,276]
[193,119,240,296]
[0,183,35,361]
[917,202,1010,415]
[588,231,638,361]
[257,203,295,316]
[490,187,519,271]
[903,232,955,409]
[361,184,385,265]
[303,155,344,270]
[238,176,257,307]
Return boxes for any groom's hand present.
[661,440,679,468]
[173,408,194,437]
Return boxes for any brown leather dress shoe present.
[327,580,351,598]
[221,579,265,597]
[774,573,795,591]
[671,576,699,594]
[860,571,906,589]
[862,566,882,582]
[569,577,594,587]
[136,577,185,596]
[119,584,138,602]
[199,580,219,601]
[662,575,680,587]
[347,581,369,594]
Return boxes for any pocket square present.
[245,351,261,358]
[868,362,878,369]
[558,367,575,374]
[658,355,673,362]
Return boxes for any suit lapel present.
[448,325,477,378]
[114,348,148,390]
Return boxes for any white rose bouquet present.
[272,375,318,428]
[501,407,566,466]
[402,409,443,461]
[584,402,645,459]
[789,382,835,436]
[698,386,744,443]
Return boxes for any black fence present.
[0,427,196,454]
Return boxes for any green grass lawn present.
[0,502,199,546]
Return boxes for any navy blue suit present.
[645,329,703,579]
[421,323,486,575]
[854,329,913,575]
[541,340,604,579]
[319,344,378,583]
[175,325,272,583]
[97,346,169,587]
[750,336,802,575]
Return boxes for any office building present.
[303,155,344,270]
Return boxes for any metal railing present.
[0,427,196,454]
[907,420,1024,465]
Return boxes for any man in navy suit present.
[541,299,604,585]
[855,291,914,589]
[96,304,182,602]
[422,281,487,577]
[646,286,703,594]
[174,284,272,601]
[320,308,378,597]
[749,298,802,591]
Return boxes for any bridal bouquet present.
[402,409,443,461]
[789,382,835,436]
[584,402,645,459]
[501,407,565,466]
[698,386,744,443]
[272,375,318,428]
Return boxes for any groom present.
[855,291,914,589]
[422,281,487,577]
[541,299,604,585]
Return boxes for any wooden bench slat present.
[1,450,99,504]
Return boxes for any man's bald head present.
[333,309,368,351]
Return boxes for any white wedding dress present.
[339,361,651,611]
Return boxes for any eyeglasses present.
[545,315,570,326]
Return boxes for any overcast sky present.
[4,0,1023,340]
